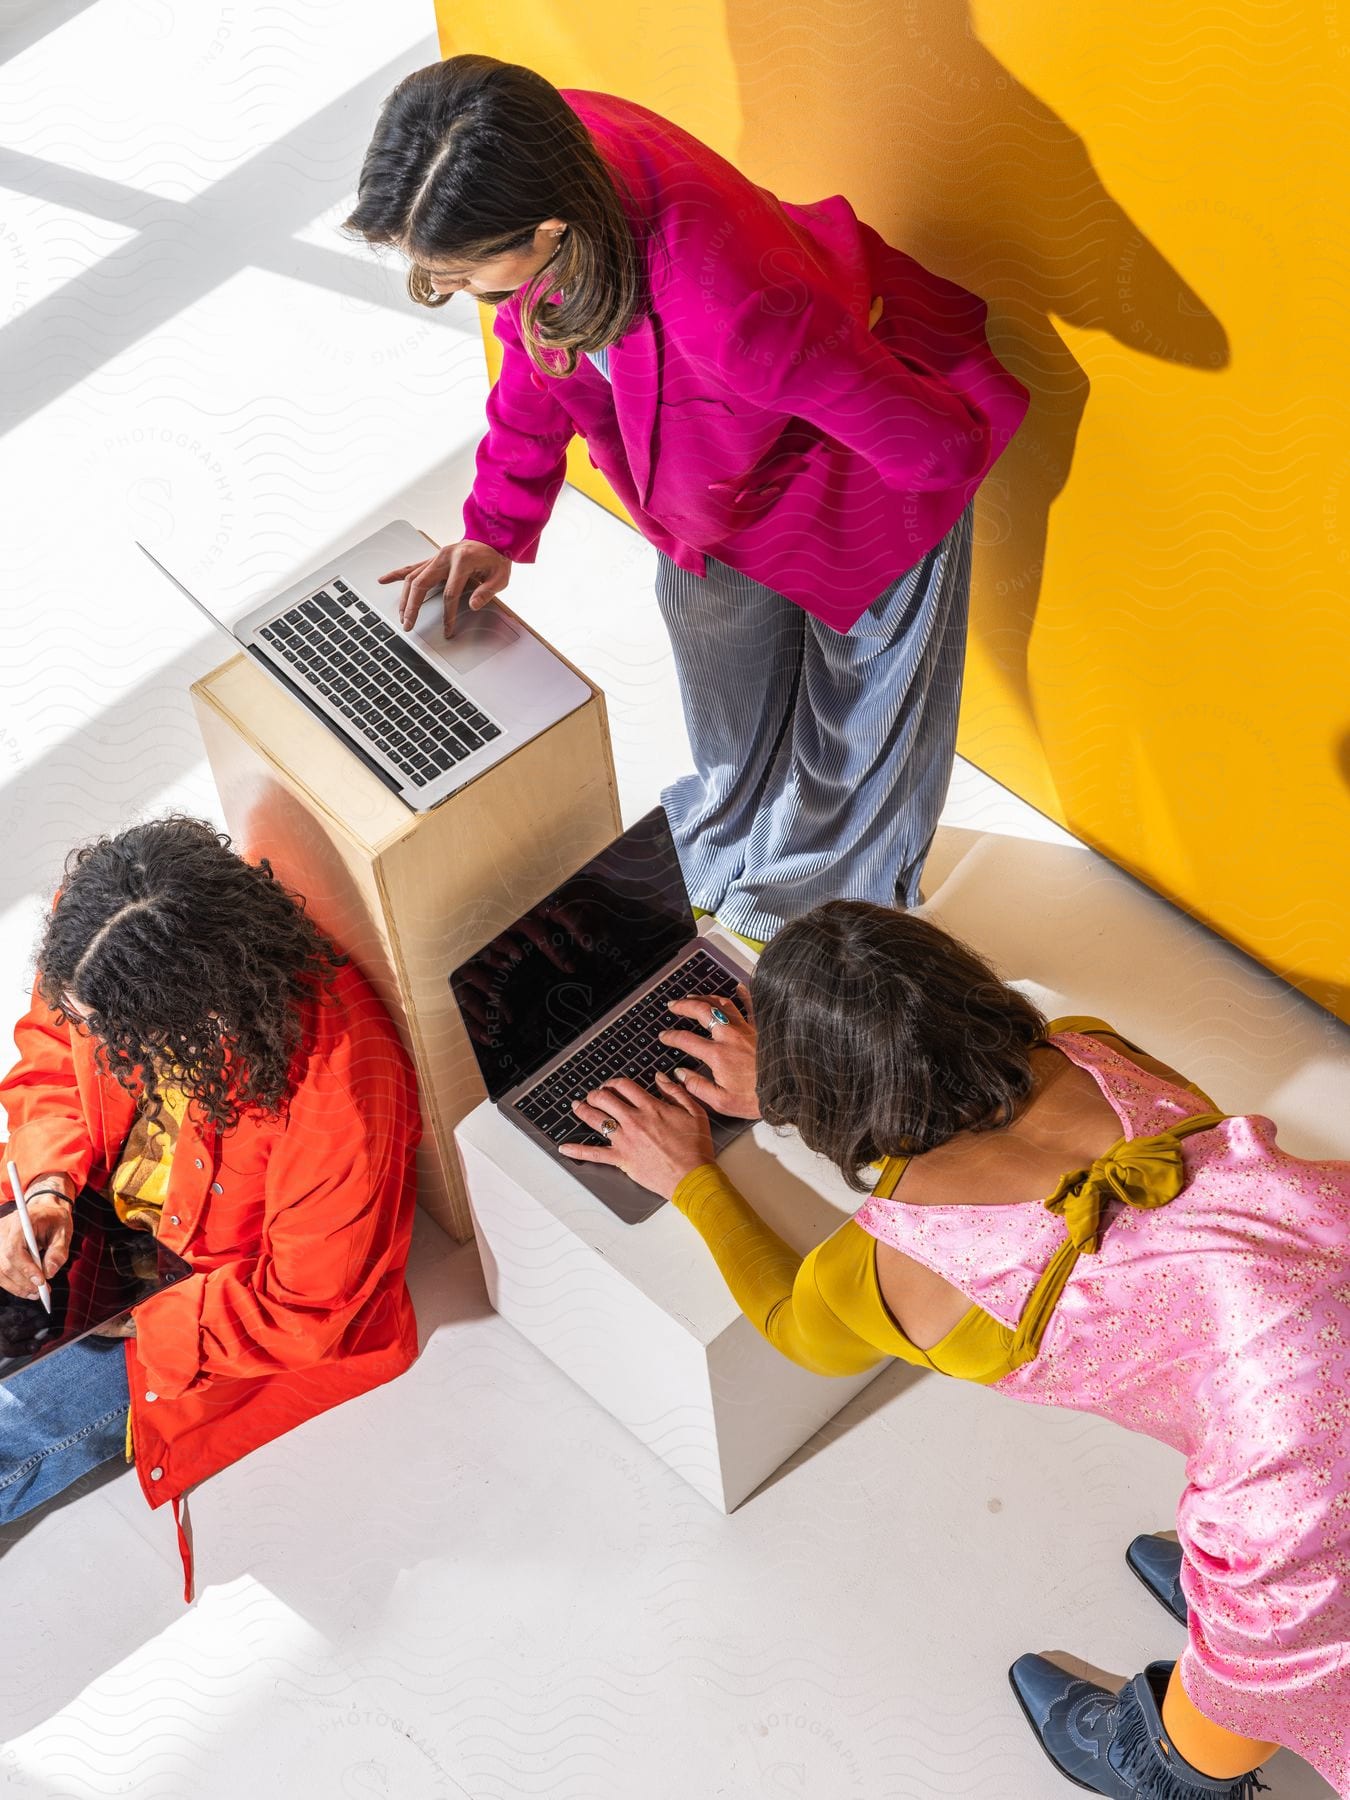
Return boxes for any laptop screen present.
[451,806,694,1100]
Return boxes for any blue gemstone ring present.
[709,1006,729,1027]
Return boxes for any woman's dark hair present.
[35,818,348,1134]
[752,900,1049,1190]
[342,54,648,378]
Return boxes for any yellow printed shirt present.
[100,1084,191,1461]
[107,1083,190,1232]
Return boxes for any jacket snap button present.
[145,1391,158,1403]
[169,1215,180,1226]
[211,1182,223,1194]
[194,1158,203,1170]
[150,1466,164,1481]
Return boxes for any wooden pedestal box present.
[190,647,621,1242]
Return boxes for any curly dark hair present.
[35,817,348,1134]
[342,54,650,378]
[752,900,1050,1190]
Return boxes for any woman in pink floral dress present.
[561,899,1350,1799]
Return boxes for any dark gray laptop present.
[450,807,754,1224]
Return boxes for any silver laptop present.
[137,519,591,812]
[450,806,755,1225]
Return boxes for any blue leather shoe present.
[1127,1533,1189,1626]
[1008,1656,1267,1797]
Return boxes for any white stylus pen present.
[6,1159,53,1314]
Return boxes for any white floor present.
[0,6,1344,1796]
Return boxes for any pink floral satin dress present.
[852,1028,1350,1791]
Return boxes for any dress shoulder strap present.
[869,1152,911,1201]
[1047,1015,1221,1116]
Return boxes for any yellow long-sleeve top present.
[670,1162,982,1378]
[669,1019,1222,1385]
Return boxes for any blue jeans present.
[0,1336,131,1524]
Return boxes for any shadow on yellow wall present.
[440,0,1350,1024]
[721,0,1228,802]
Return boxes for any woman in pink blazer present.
[346,55,1029,943]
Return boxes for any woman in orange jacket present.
[0,818,422,1596]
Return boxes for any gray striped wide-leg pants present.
[653,498,974,945]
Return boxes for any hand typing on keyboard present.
[560,1074,717,1200]
[513,950,744,1153]
[658,985,759,1121]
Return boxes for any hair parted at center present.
[342,54,649,378]
[35,817,349,1135]
[751,900,1050,1191]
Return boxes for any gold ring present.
[600,1117,619,1138]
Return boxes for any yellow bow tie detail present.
[1001,1111,1228,1374]
[1042,1115,1225,1254]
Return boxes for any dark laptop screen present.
[451,806,694,1100]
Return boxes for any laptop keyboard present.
[515,949,744,1146]
[258,580,502,788]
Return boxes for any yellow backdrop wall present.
[435,1,1350,1022]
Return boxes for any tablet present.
[0,1186,194,1383]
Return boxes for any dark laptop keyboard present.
[515,948,744,1146]
[259,580,502,789]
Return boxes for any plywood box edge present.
[372,855,477,1244]
[190,659,387,859]
[364,666,621,861]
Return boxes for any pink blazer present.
[461,89,1030,633]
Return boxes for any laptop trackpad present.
[438,606,521,674]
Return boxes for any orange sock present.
[1160,1664,1278,1780]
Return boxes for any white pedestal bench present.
[454,923,886,1512]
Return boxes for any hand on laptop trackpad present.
[438,604,521,673]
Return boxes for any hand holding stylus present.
[4,1162,73,1310]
